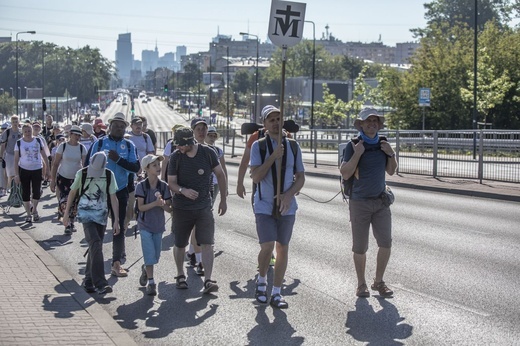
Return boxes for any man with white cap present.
[249,105,305,309]
[63,151,119,295]
[340,107,398,298]
[88,112,139,277]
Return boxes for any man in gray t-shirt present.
[0,115,22,187]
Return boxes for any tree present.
[345,65,373,128]
[0,93,16,116]
[314,85,347,127]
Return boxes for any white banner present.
[268,0,306,48]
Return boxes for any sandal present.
[356,283,370,298]
[371,281,393,297]
[175,275,188,289]
[203,279,219,294]
[255,282,268,303]
[270,293,288,309]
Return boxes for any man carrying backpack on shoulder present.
[340,107,398,299]
[250,105,305,309]
[62,152,119,295]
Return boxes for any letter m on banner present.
[268,0,306,48]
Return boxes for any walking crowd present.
[0,106,397,308]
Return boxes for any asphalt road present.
[14,163,520,345]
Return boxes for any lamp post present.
[209,55,212,122]
[472,0,478,159]
[239,32,259,123]
[16,31,36,116]
[225,46,230,143]
[304,21,316,157]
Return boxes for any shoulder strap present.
[16,139,21,151]
[105,169,112,197]
[80,144,84,155]
[97,138,104,151]
[62,142,66,153]
[287,138,298,174]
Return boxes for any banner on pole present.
[268,0,306,48]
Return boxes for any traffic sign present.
[268,0,306,48]
[419,88,431,107]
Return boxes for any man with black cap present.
[167,126,227,295]
[340,107,397,298]
[88,112,139,277]
[250,105,305,309]
[63,151,119,295]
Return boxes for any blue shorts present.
[140,230,163,265]
[255,214,295,245]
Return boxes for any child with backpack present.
[135,154,172,296]
[62,151,119,295]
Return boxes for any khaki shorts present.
[4,153,15,177]
[349,198,392,254]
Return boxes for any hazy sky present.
[1,0,428,60]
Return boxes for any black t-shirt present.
[168,144,219,210]
[145,129,157,148]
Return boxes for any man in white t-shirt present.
[0,116,22,190]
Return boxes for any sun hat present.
[353,107,385,131]
[261,105,280,122]
[207,126,219,138]
[191,117,207,129]
[174,127,196,147]
[87,152,107,178]
[171,123,186,133]
[108,112,129,127]
[140,154,164,170]
[81,123,94,135]
[70,125,82,136]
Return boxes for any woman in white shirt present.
[50,125,87,233]
[14,123,50,223]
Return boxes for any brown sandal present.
[356,283,370,298]
[175,275,188,289]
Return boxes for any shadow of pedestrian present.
[113,288,155,330]
[229,277,300,303]
[345,298,413,345]
[42,280,95,318]
[37,235,73,251]
[247,305,305,345]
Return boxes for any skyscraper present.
[116,33,133,86]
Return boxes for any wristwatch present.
[178,187,183,194]
[387,152,396,158]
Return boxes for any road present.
[16,162,520,345]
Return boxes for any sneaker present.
[146,283,157,296]
[0,187,6,197]
[82,284,96,294]
[42,180,49,187]
[195,262,204,276]
[64,225,72,235]
[186,252,196,267]
[71,223,77,232]
[270,254,276,266]
[139,264,147,287]
[371,281,393,297]
[25,215,32,223]
[98,285,113,295]
[32,213,40,222]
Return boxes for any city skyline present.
[1,0,428,61]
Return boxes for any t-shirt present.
[0,127,22,155]
[145,129,157,148]
[135,178,172,233]
[70,168,118,225]
[127,132,154,162]
[79,135,97,152]
[56,142,86,179]
[342,140,387,200]
[163,139,174,157]
[14,137,44,171]
[250,137,305,216]
[167,144,219,210]
[209,145,223,184]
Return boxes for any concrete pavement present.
[0,156,518,345]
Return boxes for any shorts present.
[140,230,163,265]
[255,214,295,245]
[4,153,15,177]
[349,198,392,254]
[172,207,214,248]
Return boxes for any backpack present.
[255,134,299,201]
[134,178,169,222]
[340,136,387,201]
[62,142,85,156]
[5,180,23,212]
[16,136,43,153]
[84,137,133,166]
[75,167,113,204]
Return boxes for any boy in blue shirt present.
[135,154,172,296]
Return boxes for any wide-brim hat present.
[207,126,219,138]
[354,107,385,131]
[70,125,83,136]
[108,113,129,127]
[87,152,107,178]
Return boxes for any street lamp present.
[304,21,316,157]
[16,31,36,116]
[239,32,259,123]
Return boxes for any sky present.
[1,0,428,61]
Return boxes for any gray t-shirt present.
[127,132,154,162]
[343,140,387,199]
[135,178,172,233]
[56,142,86,179]
[167,144,219,210]
[1,128,22,155]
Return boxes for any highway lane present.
[15,165,520,345]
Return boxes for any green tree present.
[345,65,373,128]
[0,94,16,116]
[314,85,347,127]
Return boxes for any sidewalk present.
[0,214,137,346]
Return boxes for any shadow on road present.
[42,281,95,318]
[345,297,413,345]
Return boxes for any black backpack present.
[340,136,387,200]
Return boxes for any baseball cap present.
[261,105,280,122]
[174,127,196,146]
[354,107,385,131]
[131,117,143,125]
[191,118,207,129]
[140,154,164,170]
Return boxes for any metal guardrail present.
[154,129,520,183]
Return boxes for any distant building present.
[115,33,133,86]
[142,44,159,76]
[0,37,12,44]
[395,42,420,64]
[158,52,175,70]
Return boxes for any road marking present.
[392,284,491,317]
